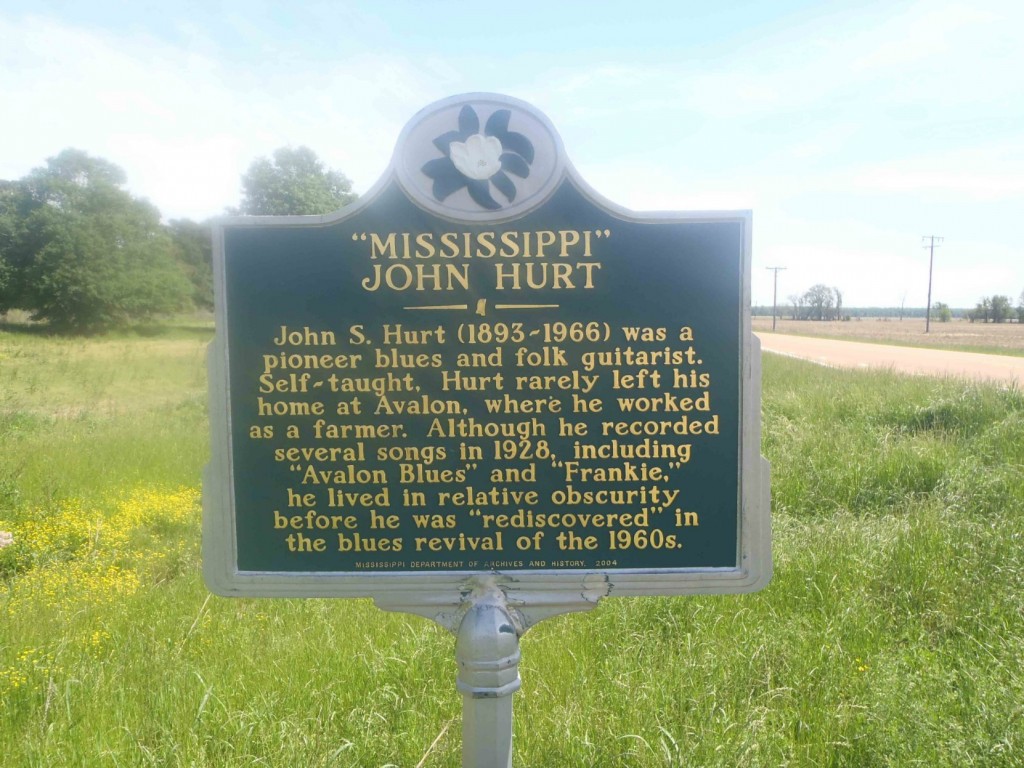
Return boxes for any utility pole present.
[765,267,786,331]
[922,236,942,333]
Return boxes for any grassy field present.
[753,316,1024,357]
[1,322,1023,766]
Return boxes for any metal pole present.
[765,267,786,331]
[455,584,522,768]
[923,236,942,334]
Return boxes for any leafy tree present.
[802,283,836,321]
[3,149,191,333]
[167,218,214,310]
[787,293,803,320]
[933,301,952,323]
[989,294,1013,323]
[969,295,1015,324]
[0,180,23,312]
[969,297,991,323]
[1018,290,1024,323]
[236,146,356,215]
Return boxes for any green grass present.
[0,321,210,508]
[1,327,1023,766]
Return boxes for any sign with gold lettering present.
[204,94,770,607]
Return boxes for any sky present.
[1,0,1021,309]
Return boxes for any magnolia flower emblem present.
[421,105,535,210]
[450,134,503,180]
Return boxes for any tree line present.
[758,286,1024,323]
[0,147,355,333]
[784,284,845,321]
[967,294,1024,324]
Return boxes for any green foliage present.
[932,301,952,322]
[969,297,990,323]
[2,149,192,333]
[0,180,31,312]
[970,294,1015,324]
[167,218,214,310]
[989,294,1014,323]
[790,283,844,321]
[236,146,357,215]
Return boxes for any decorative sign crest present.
[204,93,770,621]
[393,95,563,222]
[421,104,535,210]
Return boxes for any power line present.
[923,236,943,333]
[765,267,786,331]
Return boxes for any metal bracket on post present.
[455,577,523,768]
[372,575,606,766]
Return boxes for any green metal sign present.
[203,94,770,600]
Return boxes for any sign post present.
[455,579,520,767]
[204,93,770,766]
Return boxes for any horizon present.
[2,0,1021,309]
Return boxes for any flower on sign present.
[421,105,535,210]
[449,134,503,180]
[0,531,13,549]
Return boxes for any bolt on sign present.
[203,93,771,616]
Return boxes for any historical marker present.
[204,93,770,765]
[204,93,769,604]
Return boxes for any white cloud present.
[0,14,457,219]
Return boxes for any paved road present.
[756,333,1024,386]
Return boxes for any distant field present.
[2,321,1023,766]
[753,316,1024,356]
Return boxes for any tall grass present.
[0,322,210,508]
[1,326,1022,766]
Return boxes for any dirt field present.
[752,316,1024,356]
